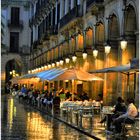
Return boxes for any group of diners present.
[11,85,101,109]
[11,84,139,136]
[99,97,138,135]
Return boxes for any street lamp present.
[60,59,64,65]
[10,70,19,78]
[28,70,31,74]
[51,62,55,67]
[93,23,99,59]
[120,38,127,51]
[48,63,51,69]
[65,57,70,64]
[93,49,98,59]
[105,40,111,54]
[72,54,77,62]
[71,35,77,62]
[56,61,60,67]
[44,65,48,70]
[120,0,128,51]
[105,16,112,55]
[82,49,87,59]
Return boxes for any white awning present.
[49,68,103,81]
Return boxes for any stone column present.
[60,0,64,19]
[35,26,38,41]
[33,26,35,42]
[77,0,81,5]
[83,31,86,49]
[1,63,6,93]
[65,0,69,15]
[71,0,74,9]
[55,1,58,25]
[135,31,139,58]
[51,10,53,26]
[135,31,139,107]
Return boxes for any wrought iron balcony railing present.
[7,20,23,29]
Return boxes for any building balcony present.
[59,5,83,29]
[40,24,58,41]
[7,20,23,29]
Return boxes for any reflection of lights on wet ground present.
[26,112,54,139]
[14,107,16,117]
[8,98,14,130]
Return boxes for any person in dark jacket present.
[99,97,127,124]
[113,98,138,133]
[53,92,61,114]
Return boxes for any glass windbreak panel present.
[57,3,60,23]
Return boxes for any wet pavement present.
[1,94,139,140]
[1,95,95,140]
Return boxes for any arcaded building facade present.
[1,0,139,106]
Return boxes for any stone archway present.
[105,14,120,105]
[90,22,105,100]
[1,54,24,93]
[5,59,22,83]
[121,5,137,100]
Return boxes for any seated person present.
[113,98,138,133]
[82,92,89,101]
[65,90,71,99]
[99,97,127,123]
[53,92,60,107]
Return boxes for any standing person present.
[113,98,138,133]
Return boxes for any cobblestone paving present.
[1,95,95,140]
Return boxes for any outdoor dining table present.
[66,104,78,122]
[102,106,115,130]
[103,112,114,130]
[78,106,94,128]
